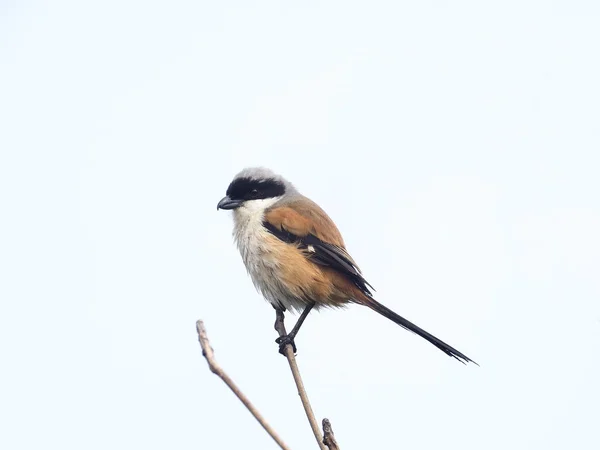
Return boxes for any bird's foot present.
[275,334,297,355]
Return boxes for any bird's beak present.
[217,196,242,210]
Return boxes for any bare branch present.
[196,320,291,450]
[274,310,327,450]
[322,418,340,450]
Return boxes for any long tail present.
[364,298,477,365]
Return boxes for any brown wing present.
[265,198,344,245]
[264,198,374,297]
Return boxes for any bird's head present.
[217,167,296,213]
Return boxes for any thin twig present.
[274,309,327,450]
[322,418,340,450]
[196,320,291,450]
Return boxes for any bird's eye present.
[251,189,259,196]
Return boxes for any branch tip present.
[322,418,340,450]
[196,319,290,450]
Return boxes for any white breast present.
[231,198,303,311]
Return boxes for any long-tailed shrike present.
[217,167,476,364]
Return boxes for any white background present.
[1,1,599,449]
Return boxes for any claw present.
[275,335,297,355]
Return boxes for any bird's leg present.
[274,301,315,355]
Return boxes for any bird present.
[217,167,476,364]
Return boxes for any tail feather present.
[364,298,477,365]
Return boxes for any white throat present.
[232,196,281,263]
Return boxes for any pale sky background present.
[1,1,599,449]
